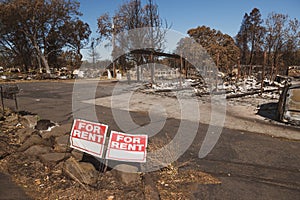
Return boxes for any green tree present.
[0,0,90,73]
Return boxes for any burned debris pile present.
[135,65,300,126]
[140,74,280,100]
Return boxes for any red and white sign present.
[105,131,148,163]
[70,119,108,158]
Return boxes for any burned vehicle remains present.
[277,81,300,125]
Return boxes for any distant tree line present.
[235,8,300,76]
[0,0,299,78]
[185,8,299,76]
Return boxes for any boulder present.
[19,115,38,128]
[112,164,140,185]
[0,149,8,159]
[24,145,52,156]
[71,149,84,161]
[54,135,71,153]
[4,114,18,125]
[39,152,70,164]
[143,173,160,200]
[18,135,50,151]
[35,119,56,131]
[41,123,72,139]
[63,157,98,186]
[16,128,36,143]
[0,111,4,120]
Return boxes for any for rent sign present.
[106,131,148,163]
[70,119,108,158]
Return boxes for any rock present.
[106,196,114,200]
[53,161,65,175]
[0,150,8,159]
[39,152,70,164]
[16,128,36,143]
[3,108,13,116]
[19,115,38,128]
[18,135,50,151]
[5,113,19,127]
[63,157,98,186]
[71,149,84,161]
[0,112,4,120]
[54,135,71,153]
[4,114,18,124]
[112,164,140,185]
[143,174,160,200]
[41,123,72,139]
[35,119,56,131]
[24,145,52,156]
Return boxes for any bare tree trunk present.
[248,40,255,65]
[273,51,279,78]
[33,39,51,74]
[36,55,42,73]
[237,58,241,80]
[40,54,51,74]
[260,51,266,95]
[267,47,272,66]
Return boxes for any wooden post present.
[14,94,18,111]
[216,52,219,69]
[1,86,4,114]
[216,52,219,92]
[184,59,187,78]
[136,64,140,82]
[270,65,274,81]
[127,71,131,84]
[180,53,183,88]
[150,53,154,84]
[261,51,266,95]
[238,58,241,80]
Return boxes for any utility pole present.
[112,18,116,78]
[91,38,96,65]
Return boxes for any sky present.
[78,0,300,60]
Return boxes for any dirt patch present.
[156,167,221,199]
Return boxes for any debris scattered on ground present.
[155,76,279,97]
[0,108,221,199]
